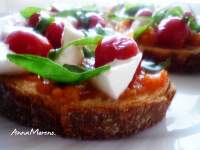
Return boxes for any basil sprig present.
[57,7,97,16]
[186,13,200,32]
[48,35,103,60]
[20,7,42,19]
[189,20,200,32]
[153,6,184,24]
[7,54,110,84]
[36,15,55,33]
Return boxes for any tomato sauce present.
[25,70,168,101]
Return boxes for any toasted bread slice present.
[0,71,176,139]
[140,45,200,73]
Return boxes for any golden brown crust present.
[0,75,176,139]
[140,45,200,73]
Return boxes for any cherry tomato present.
[157,17,190,48]
[135,8,153,17]
[50,6,59,13]
[184,11,193,18]
[5,30,52,56]
[28,13,41,27]
[88,13,106,28]
[78,13,106,29]
[45,22,64,48]
[95,36,138,67]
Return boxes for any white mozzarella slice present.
[55,21,84,65]
[0,42,25,74]
[91,53,142,100]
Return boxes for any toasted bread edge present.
[140,45,200,73]
[0,79,176,139]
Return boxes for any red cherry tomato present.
[135,8,153,17]
[45,22,64,48]
[95,36,138,67]
[5,30,52,56]
[157,17,190,48]
[184,11,193,18]
[77,13,106,29]
[50,6,59,13]
[87,13,106,29]
[28,13,41,27]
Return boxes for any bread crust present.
[140,45,200,73]
[0,75,176,139]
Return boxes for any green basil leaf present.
[153,10,166,24]
[56,9,77,18]
[63,64,87,73]
[56,7,98,18]
[141,59,171,73]
[48,35,103,60]
[95,26,115,36]
[82,47,94,58]
[36,16,55,33]
[153,6,183,24]
[20,7,42,18]
[191,21,200,32]
[188,16,200,32]
[7,54,110,84]
[133,19,153,39]
[167,6,183,17]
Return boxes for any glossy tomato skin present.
[45,22,64,48]
[28,13,41,27]
[78,13,106,29]
[183,11,193,18]
[135,8,153,17]
[88,13,106,29]
[5,30,52,56]
[95,36,138,67]
[157,17,191,48]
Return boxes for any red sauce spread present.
[24,70,168,101]
[123,70,168,98]
[133,70,168,93]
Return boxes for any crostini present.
[0,5,176,139]
[111,4,200,72]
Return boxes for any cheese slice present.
[91,53,142,100]
[0,42,24,74]
[55,20,84,65]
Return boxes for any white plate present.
[0,1,200,150]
